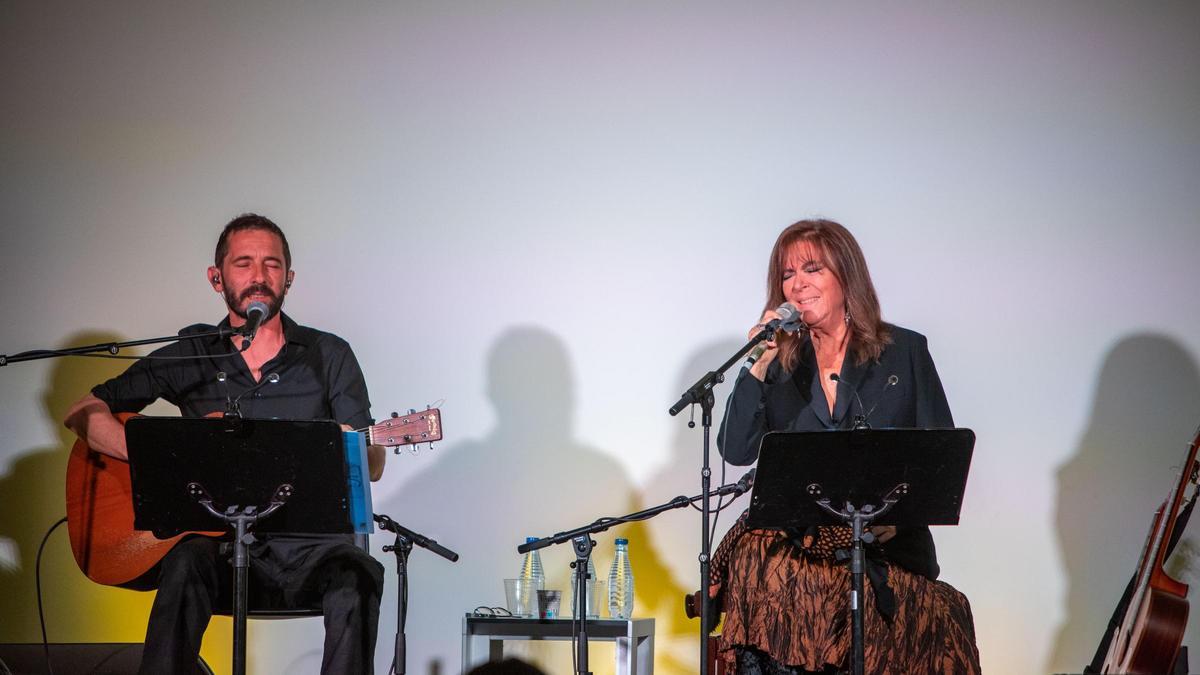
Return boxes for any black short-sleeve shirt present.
[92,313,373,428]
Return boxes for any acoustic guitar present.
[65,408,442,587]
[1100,426,1200,674]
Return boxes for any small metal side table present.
[461,615,655,674]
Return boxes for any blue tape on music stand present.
[343,431,374,534]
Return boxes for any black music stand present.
[126,416,355,675]
[746,429,974,675]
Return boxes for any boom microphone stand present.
[373,513,459,675]
[667,314,802,675]
[518,470,755,675]
[1,327,241,367]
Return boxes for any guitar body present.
[65,413,220,587]
[1106,585,1188,675]
[1100,427,1200,674]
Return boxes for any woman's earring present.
[844,309,851,324]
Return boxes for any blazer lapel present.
[833,351,872,427]
[788,339,835,428]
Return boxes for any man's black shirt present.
[92,312,373,428]
[92,315,386,670]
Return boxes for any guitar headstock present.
[369,407,442,454]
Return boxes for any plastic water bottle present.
[571,557,598,618]
[607,538,634,619]
[520,537,545,590]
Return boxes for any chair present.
[212,533,371,619]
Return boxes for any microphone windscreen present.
[246,301,269,318]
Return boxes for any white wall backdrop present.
[3,3,1200,674]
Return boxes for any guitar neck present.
[1121,429,1200,640]
[1102,426,1200,672]
[1148,429,1200,576]
[364,408,442,448]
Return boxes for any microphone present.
[830,373,899,429]
[762,302,804,333]
[374,513,460,562]
[735,468,757,494]
[237,301,270,349]
[217,371,235,416]
[744,343,769,368]
[745,303,807,368]
[829,373,869,429]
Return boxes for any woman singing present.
[713,219,980,674]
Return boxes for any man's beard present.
[224,283,285,322]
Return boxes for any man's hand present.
[366,443,386,481]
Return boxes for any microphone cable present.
[36,516,68,675]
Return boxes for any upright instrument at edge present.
[1101,425,1200,674]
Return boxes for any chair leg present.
[708,635,727,674]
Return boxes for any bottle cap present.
[615,538,628,545]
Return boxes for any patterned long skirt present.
[711,524,981,674]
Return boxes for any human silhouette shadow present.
[1047,334,1200,674]
[0,331,235,670]
[0,333,153,642]
[375,326,638,674]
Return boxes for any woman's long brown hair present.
[764,219,891,371]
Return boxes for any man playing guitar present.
[63,214,387,674]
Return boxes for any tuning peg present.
[409,408,416,415]
[391,411,399,418]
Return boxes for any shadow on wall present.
[1048,333,1200,674]
[376,326,640,674]
[0,333,152,645]
[0,332,233,672]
